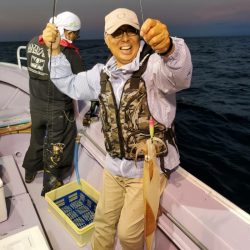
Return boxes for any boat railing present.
[160,208,208,250]
[17,46,27,69]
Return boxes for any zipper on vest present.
[110,86,125,158]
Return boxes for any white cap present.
[50,11,81,38]
[105,8,140,34]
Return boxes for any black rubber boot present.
[41,166,63,196]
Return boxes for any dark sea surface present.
[0,36,250,213]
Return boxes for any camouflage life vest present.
[99,45,176,161]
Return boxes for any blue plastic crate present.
[54,189,97,229]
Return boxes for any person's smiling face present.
[105,25,140,68]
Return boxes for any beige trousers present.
[91,169,167,250]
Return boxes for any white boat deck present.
[0,134,92,250]
[0,121,178,250]
[1,122,250,250]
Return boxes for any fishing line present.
[139,0,145,23]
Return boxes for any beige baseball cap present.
[105,8,140,34]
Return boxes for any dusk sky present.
[1,0,250,41]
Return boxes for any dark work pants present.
[23,108,77,179]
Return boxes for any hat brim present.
[105,21,140,35]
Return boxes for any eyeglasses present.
[111,27,139,39]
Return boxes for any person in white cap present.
[51,11,81,45]
[43,7,192,250]
[22,11,85,196]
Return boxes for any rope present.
[0,122,31,135]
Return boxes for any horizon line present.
[1,34,250,43]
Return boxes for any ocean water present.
[0,36,250,213]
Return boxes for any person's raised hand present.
[42,23,61,55]
[140,18,173,55]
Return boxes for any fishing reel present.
[49,143,65,166]
[43,139,65,167]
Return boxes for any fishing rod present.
[45,0,65,167]
[47,0,81,186]
[47,0,57,140]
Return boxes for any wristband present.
[158,37,173,56]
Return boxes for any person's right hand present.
[42,23,61,55]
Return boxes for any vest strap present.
[131,44,153,88]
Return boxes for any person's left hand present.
[140,18,173,55]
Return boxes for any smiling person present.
[42,7,192,250]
